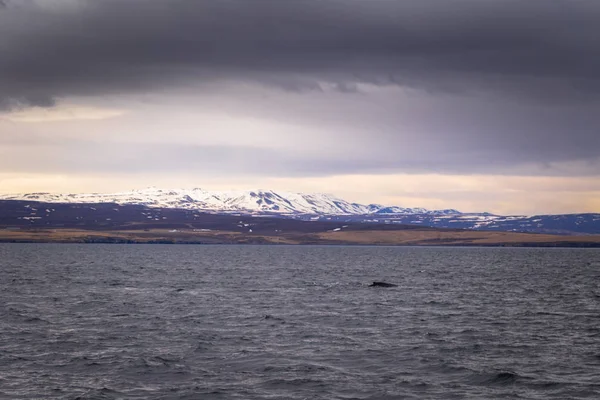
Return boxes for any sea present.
[1,244,599,399]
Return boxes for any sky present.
[0,0,599,215]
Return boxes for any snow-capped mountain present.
[1,188,598,235]
[0,188,461,216]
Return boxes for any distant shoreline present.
[1,228,599,248]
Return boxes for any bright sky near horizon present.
[0,0,599,215]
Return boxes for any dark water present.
[1,244,599,399]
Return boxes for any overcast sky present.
[1,0,599,214]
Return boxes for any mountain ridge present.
[1,188,598,235]
[0,187,462,216]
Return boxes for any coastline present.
[2,228,599,248]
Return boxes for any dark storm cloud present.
[1,0,600,107]
[1,0,599,177]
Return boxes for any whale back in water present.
[369,281,397,288]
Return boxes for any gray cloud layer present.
[2,0,599,105]
[0,0,599,177]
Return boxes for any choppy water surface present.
[1,244,599,399]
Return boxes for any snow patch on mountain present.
[0,188,462,216]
